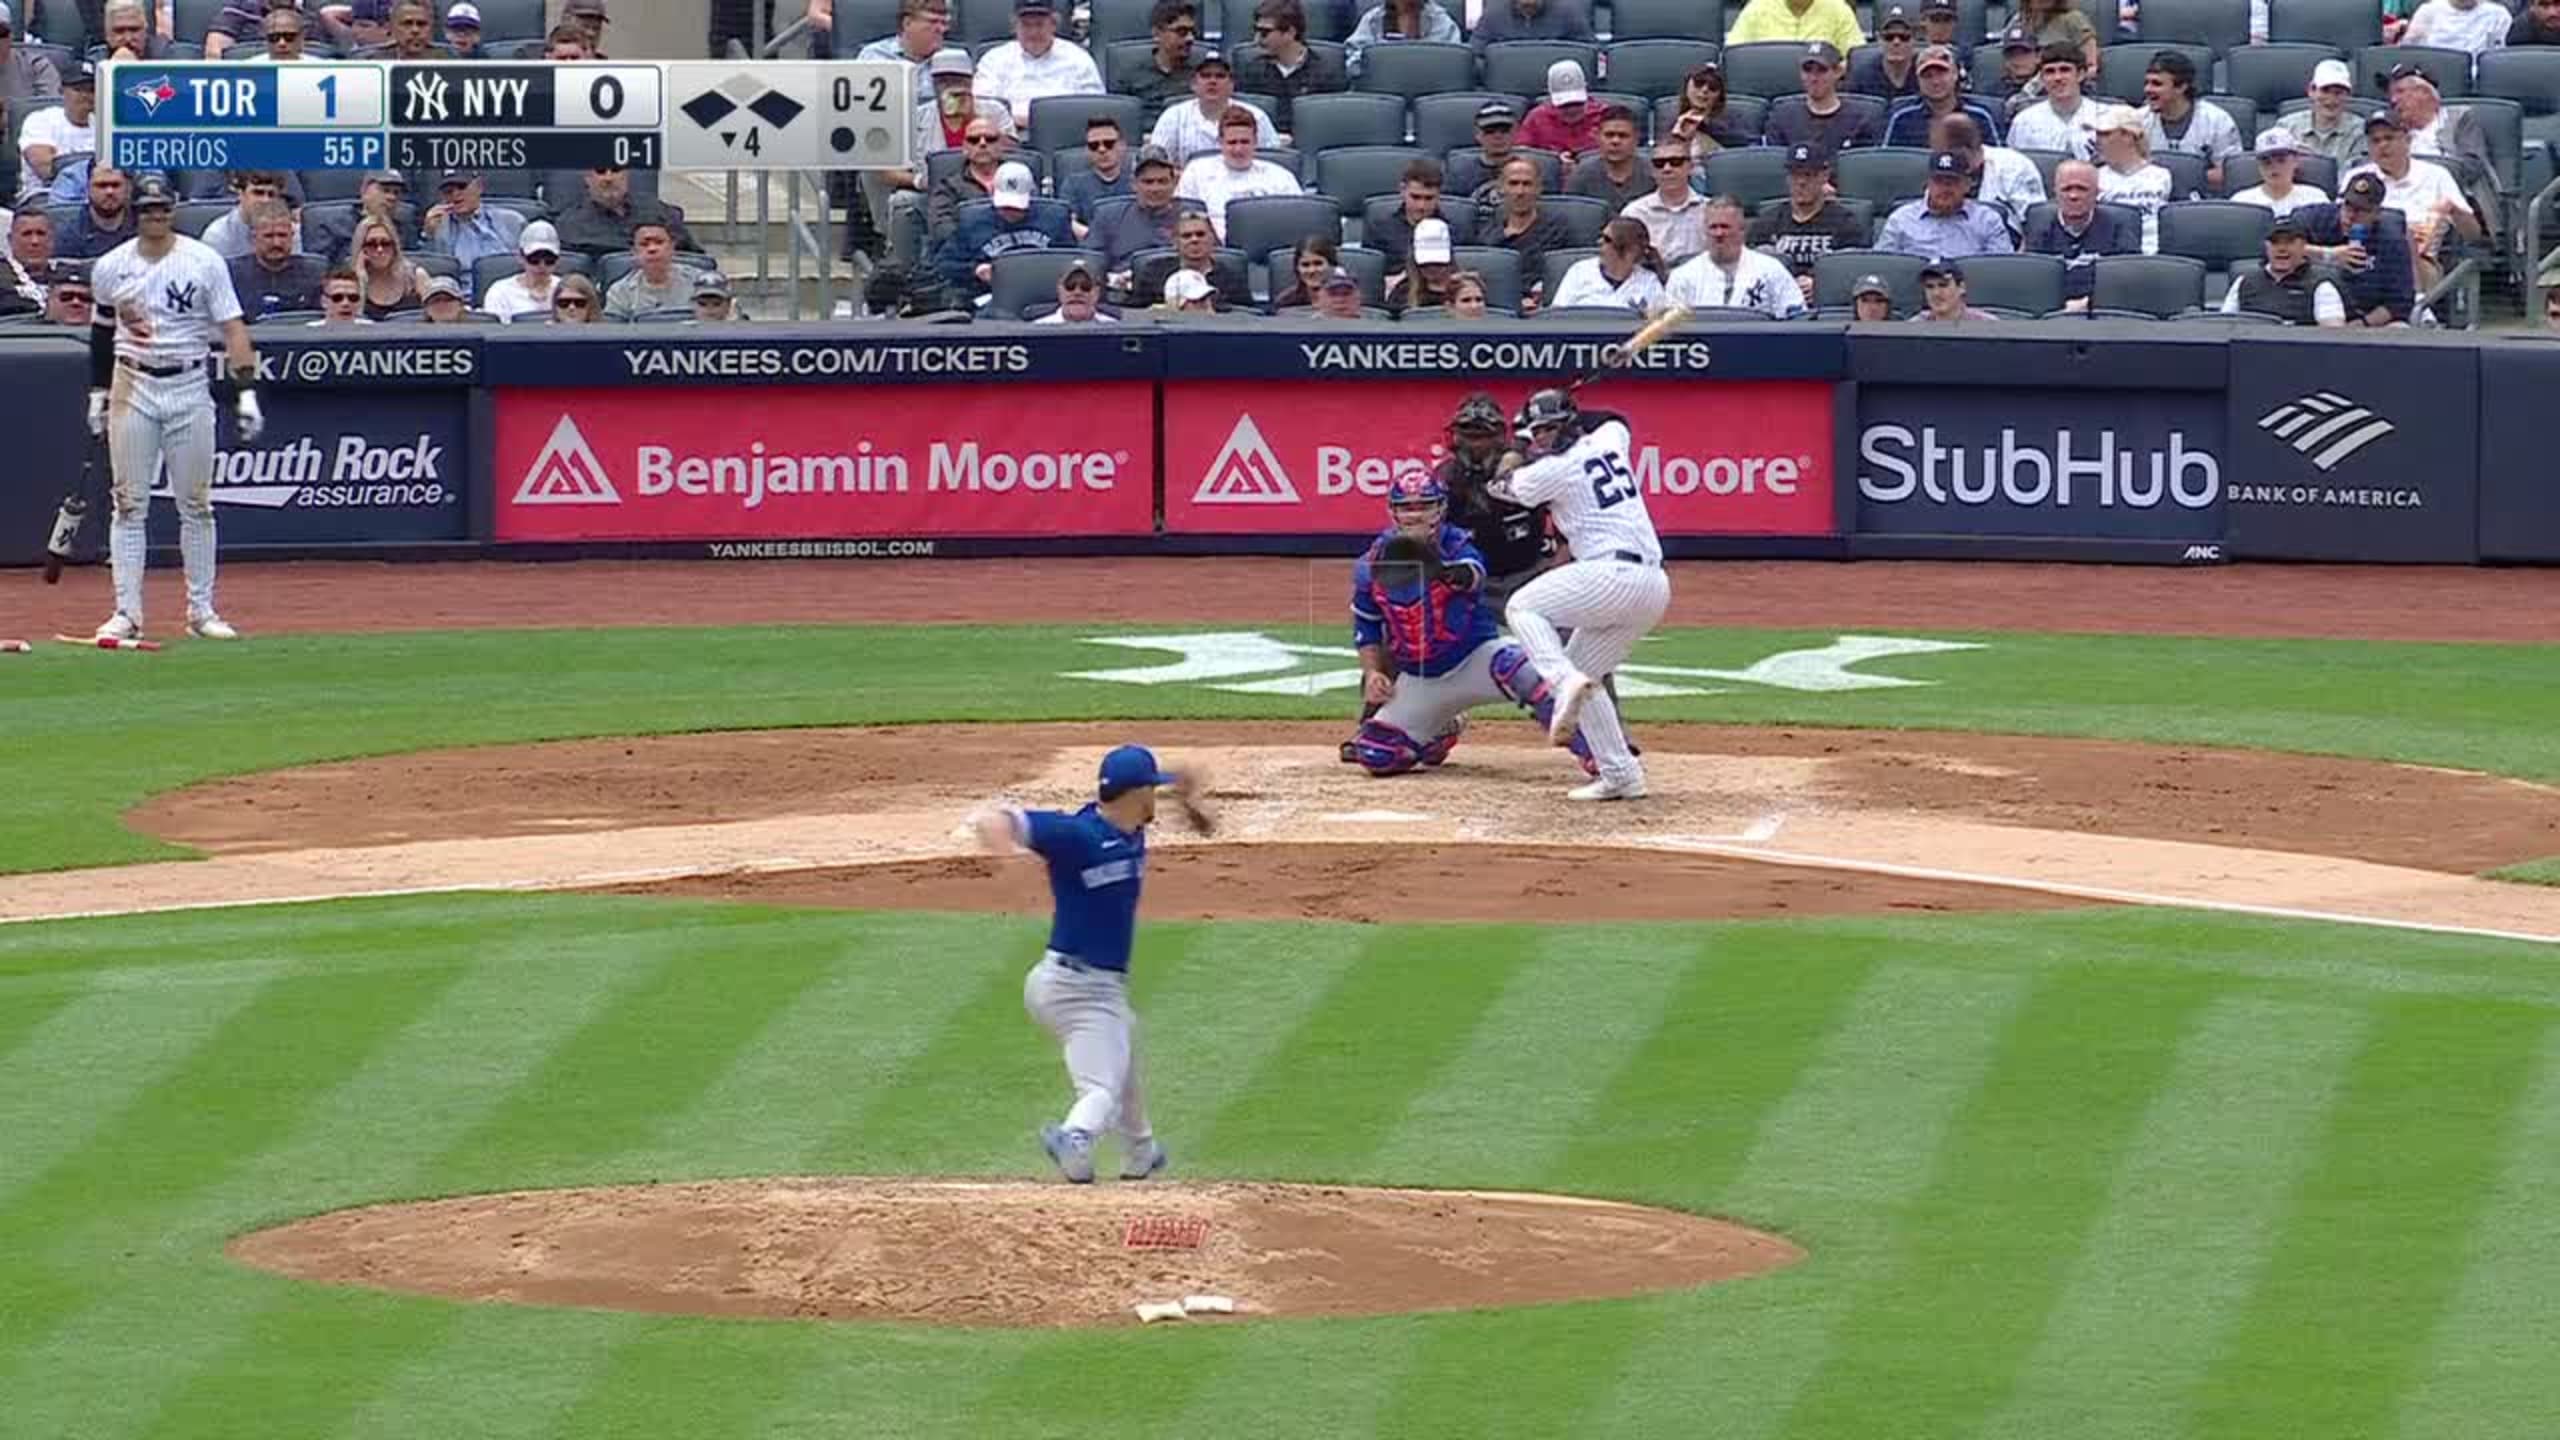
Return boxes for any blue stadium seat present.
[2222,42,2349,114]
[2128,0,2252,55]
[1482,40,1602,99]
[1601,39,1720,101]
[1812,248,1927,308]
[1413,92,1526,157]
[1719,41,1813,102]
[1223,193,1346,259]
[986,248,1108,319]
[2089,253,2207,316]
[1604,0,1723,43]
[1287,92,1413,153]
[1313,145,1433,209]
[1357,41,1479,98]
[2269,0,2383,53]
[2355,44,2473,99]
[1447,245,1523,308]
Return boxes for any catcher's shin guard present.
[1350,719,1427,777]
[1418,714,1465,767]
[1340,699,1384,764]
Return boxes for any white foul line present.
[1648,839,2560,948]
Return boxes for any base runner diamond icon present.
[514,416,621,505]
[664,62,822,170]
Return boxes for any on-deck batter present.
[970,745,1214,1184]
[86,173,263,643]
[1492,388,1671,801]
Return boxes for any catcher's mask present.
[1386,471,1447,535]
[1448,392,1507,462]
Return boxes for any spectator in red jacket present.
[1519,60,1605,165]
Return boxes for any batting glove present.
[235,389,265,443]
[86,389,108,438]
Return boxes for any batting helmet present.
[1515,388,1577,448]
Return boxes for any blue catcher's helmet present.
[1387,470,1447,533]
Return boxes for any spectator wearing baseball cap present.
[2092,104,2173,252]
[1344,0,1460,81]
[937,158,1073,302]
[2285,171,2416,325]
[2384,64,2499,229]
[2285,59,2372,168]
[2403,0,2514,55]
[481,219,568,322]
[1566,106,1653,212]
[1469,0,1594,57]
[441,2,484,57]
[1174,103,1302,241]
[1313,264,1366,318]
[1876,149,2017,260]
[2023,158,2138,307]
[1764,41,1883,156]
[44,257,92,326]
[690,272,744,323]
[1916,0,1970,61]
[1150,47,1277,167]
[1885,44,2006,149]
[422,169,523,273]
[1093,144,1202,285]
[2230,127,2330,218]
[1933,111,2044,235]
[2139,49,2243,192]
[1850,270,1895,320]
[1749,144,1868,303]
[1229,0,1349,138]
[17,57,91,207]
[2006,42,2101,159]
[1913,259,1996,322]
[2011,0,2100,71]
[2220,214,2348,325]
[0,2,64,106]
[1989,26,2045,120]
[1520,59,1605,163]
[1443,99,1525,202]
[1726,0,1864,56]
[1034,258,1115,323]
[1850,4,1923,103]
[419,273,474,322]
[1386,214,1457,311]
[975,0,1104,132]
[563,0,609,54]
[2345,106,2483,294]
[1157,264,1220,311]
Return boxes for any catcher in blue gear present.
[1340,471,1599,777]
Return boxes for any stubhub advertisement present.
[1855,386,2226,542]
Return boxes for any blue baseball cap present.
[1098,744,1175,798]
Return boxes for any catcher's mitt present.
[1378,532,1446,582]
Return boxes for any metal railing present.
[711,9,839,320]
[2525,173,2560,324]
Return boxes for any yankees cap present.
[131,173,177,209]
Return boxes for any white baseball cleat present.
[186,612,241,641]
[1548,672,1593,745]
[95,612,142,642]
[1569,772,1648,802]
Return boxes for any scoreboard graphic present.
[100,60,913,173]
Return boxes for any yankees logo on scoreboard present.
[388,63,665,170]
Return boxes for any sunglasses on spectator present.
[1651,154,1689,168]
[524,252,557,264]
[1087,137,1120,150]
[325,291,361,303]
[361,239,394,250]
[555,297,591,310]
[964,134,1001,146]
[1061,275,1096,291]
[58,289,94,303]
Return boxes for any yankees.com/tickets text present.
[620,345,1035,380]
[1292,340,1716,374]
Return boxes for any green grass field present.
[3,620,2556,1438]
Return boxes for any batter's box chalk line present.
[1123,1216,1210,1250]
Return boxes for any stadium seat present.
[1719,41,1813,102]
[1287,93,1412,153]
[1812,248,1927,309]
[949,0,1017,48]
[1543,194,1613,246]
[2159,199,2271,276]
[1947,252,2066,313]
[2222,42,2349,114]
[1356,42,1480,99]
[1703,145,1793,209]
[1314,145,1434,209]
[1605,0,1723,43]
[1088,0,1159,45]
[2013,147,2070,197]
[2478,48,2560,119]
[1220,0,1350,44]
[1602,39,1721,101]
[2129,0,2252,55]
[1483,40,1603,98]
[2355,44,2473,99]
[1223,194,1346,259]
[1361,193,1481,245]
[1832,146,1933,210]
[2157,149,2211,199]
[31,0,88,48]
[1264,244,1390,304]
[985,248,1107,319]
[1028,94,1148,156]
[254,310,326,326]
[2215,150,2340,197]
[413,252,465,282]
[1104,38,1167,94]
[2097,43,2215,105]
[171,0,223,43]
[1448,245,1524,308]
[1540,302,1650,319]
[1964,46,2010,98]
[173,200,230,238]
[1414,92,1526,157]
[2089,253,2206,315]
[1586,93,1653,135]
[2459,96,2525,193]
[2204,94,2260,142]
[483,36,547,58]
[1255,146,1309,181]
[2269,0,2382,53]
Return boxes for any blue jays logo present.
[162,280,200,314]
[126,74,179,116]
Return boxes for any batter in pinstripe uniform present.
[85,173,263,644]
[1491,388,1670,802]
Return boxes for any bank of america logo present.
[2255,391,2395,472]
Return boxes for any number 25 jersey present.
[1499,417,1662,565]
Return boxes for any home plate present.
[1319,809,1439,824]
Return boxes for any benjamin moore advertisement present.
[1854,386,2226,542]
[145,389,470,546]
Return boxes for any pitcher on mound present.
[1490,388,1670,801]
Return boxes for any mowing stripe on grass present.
[1585,962,2034,1439]
[2392,1029,2560,1440]
[0,983,83,1066]
[2187,997,2551,1440]
[0,977,261,1206]
[1977,995,2366,1440]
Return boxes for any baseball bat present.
[41,440,98,585]
[1567,303,1693,395]
[56,635,160,652]
[1,640,31,654]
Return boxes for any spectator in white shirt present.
[1549,213,1669,311]
[200,170,298,259]
[1149,50,1278,166]
[1034,257,1118,322]
[2094,104,2173,253]
[1936,112,2044,235]
[17,59,92,206]
[1620,139,1711,264]
[2141,49,2244,193]
[1666,195,1806,316]
[2229,127,2329,217]
[481,220,569,321]
[2006,42,2101,159]
[854,0,951,92]
[2347,109,2482,293]
[1174,105,1301,240]
[2403,0,2512,54]
[973,0,1104,131]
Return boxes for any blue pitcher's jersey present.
[1349,522,1496,677]
[1019,803,1148,972]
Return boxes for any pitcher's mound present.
[230,1178,1803,1327]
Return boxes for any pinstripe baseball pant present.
[1504,558,1671,781]
[106,364,220,627]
